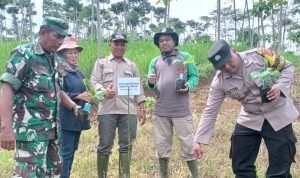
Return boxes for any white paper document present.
[117,77,141,96]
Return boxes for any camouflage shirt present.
[0,40,63,141]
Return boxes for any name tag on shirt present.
[117,77,141,95]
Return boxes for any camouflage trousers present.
[13,139,62,178]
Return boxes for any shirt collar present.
[161,49,179,59]
[108,53,130,64]
[33,38,47,55]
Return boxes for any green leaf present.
[250,71,262,80]
[250,67,281,81]
[93,90,106,101]
[270,70,281,78]
[145,97,155,109]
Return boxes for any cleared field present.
[0,41,299,177]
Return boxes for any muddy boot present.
[159,158,169,178]
[187,160,199,178]
[119,153,131,178]
[97,154,109,178]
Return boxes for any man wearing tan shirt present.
[193,40,298,178]
[91,32,146,178]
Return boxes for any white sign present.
[117,77,141,96]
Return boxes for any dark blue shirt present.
[59,70,90,131]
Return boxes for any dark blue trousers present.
[230,120,297,178]
[60,130,81,178]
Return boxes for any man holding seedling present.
[0,17,81,177]
[193,39,299,178]
[91,32,146,178]
[147,28,199,178]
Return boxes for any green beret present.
[43,16,69,36]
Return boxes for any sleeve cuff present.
[0,72,22,91]
[136,95,146,104]
[274,83,288,97]
[193,136,210,145]
[95,83,105,91]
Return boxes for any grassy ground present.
[0,41,299,177]
[1,74,299,178]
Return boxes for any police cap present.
[207,40,232,70]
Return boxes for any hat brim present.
[154,32,179,47]
[110,39,128,43]
[57,44,83,52]
[213,50,232,70]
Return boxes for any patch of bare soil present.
[191,77,241,115]
[91,71,300,121]
[191,71,300,117]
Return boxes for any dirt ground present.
[189,72,300,118]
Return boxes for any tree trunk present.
[91,0,95,42]
[278,4,283,52]
[96,0,102,58]
[75,9,78,38]
[271,9,276,48]
[0,9,3,43]
[257,16,260,47]
[233,0,237,44]
[245,0,252,47]
[282,8,287,52]
[217,0,221,40]
[261,14,265,47]
[28,0,34,42]
[124,0,128,33]
[20,3,25,42]
[251,8,255,47]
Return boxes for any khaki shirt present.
[194,49,299,144]
[91,54,145,115]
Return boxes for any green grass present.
[0,40,299,80]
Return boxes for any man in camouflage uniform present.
[0,17,80,178]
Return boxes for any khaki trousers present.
[152,115,196,161]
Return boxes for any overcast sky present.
[29,0,248,32]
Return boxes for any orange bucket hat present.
[57,36,83,52]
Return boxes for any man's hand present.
[106,83,116,99]
[75,91,91,102]
[137,109,146,125]
[72,105,81,117]
[193,142,203,159]
[148,70,157,85]
[176,83,189,94]
[267,85,281,101]
[0,127,15,150]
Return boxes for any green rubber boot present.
[97,154,109,178]
[187,160,200,178]
[119,153,131,178]
[159,158,169,178]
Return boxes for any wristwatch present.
[71,105,81,112]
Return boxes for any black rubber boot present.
[119,153,131,178]
[159,158,169,178]
[97,154,109,178]
[187,160,200,178]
